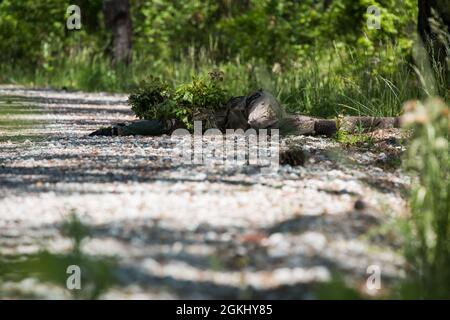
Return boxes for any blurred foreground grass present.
[0,213,117,299]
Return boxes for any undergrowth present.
[397,98,450,299]
[1,43,443,119]
[128,72,229,129]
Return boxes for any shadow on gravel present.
[0,208,395,299]
[0,91,403,299]
[0,153,262,197]
[360,176,409,198]
[116,263,317,299]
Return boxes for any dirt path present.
[0,85,409,299]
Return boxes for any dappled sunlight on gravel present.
[0,86,409,299]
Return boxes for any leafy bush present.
[127,72,229,130]
[174,71,228,129]
[0,0,419,69]
[128,77,175,121]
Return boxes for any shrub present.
[128,77,175,121]
[174,71,228,129]
[128,72,229,130]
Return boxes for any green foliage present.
[134,0,220,60]
[175,71,227,110]
[128,77,175,121]
[399,98,450,299]
[0,0,104,67]
[0,0,446,120]
[334,114,374,146]
[62,212,91,251]
[0,212,116,299]
[1,250,116,300]
[0,0,67,66]
[127,73,228,129]
[0,95,47,143]
[174,71,228,129]
[0,0,418,67]
[334,130,374,146]
[132,0,417,66]
[326,0,416,71]
[0,45,426,118]
[315,275,364,300]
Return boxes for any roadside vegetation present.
[0,0,448,299]
[2,0,447,119]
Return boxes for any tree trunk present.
[418,0,433,42]
[418,0,449,88]
[103,0,132,64]
[418,0,450,37]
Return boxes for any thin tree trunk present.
[417,0,449,90]
[103,0,132,64]
[418,0,433,42]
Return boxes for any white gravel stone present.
[0,86,409,299]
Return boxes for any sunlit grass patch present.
[0,134,47,143]
[333,130,374,147]
[0,105,42,115]
[0,95,47,142]
[0,213,117,300]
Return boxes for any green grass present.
[0,102,42,115]
[0,213,117,300]
[0,44,449,299]
[398,98,450,299]
[0,95,47,142]
[333,130,374,146]
[316,98,449,300]
[1,44,442,119]
[0,135,47,143]
[0,120,44,129]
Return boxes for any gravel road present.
[0,85,409,299]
